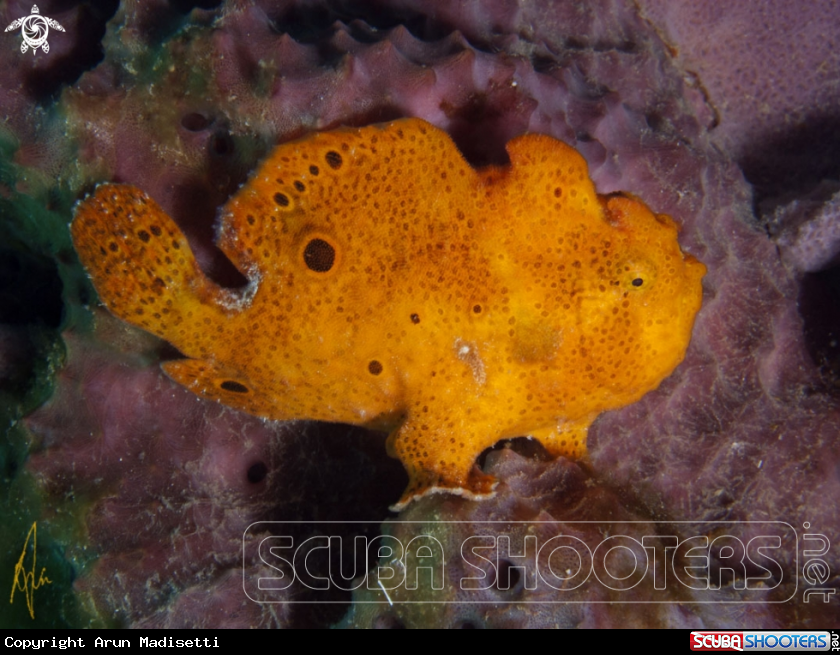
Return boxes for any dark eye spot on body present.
[221,380,249,393]
[304,238,336,272]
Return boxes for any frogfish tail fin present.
[71,184,224,353]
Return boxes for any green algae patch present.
[0,337,99,628]
[0,128,101,629]
[0,131,95,334]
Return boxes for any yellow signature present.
[10,522,52,620]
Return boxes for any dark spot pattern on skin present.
[303,238,336,272]
[326,151,343,169]
[221,380,249,393]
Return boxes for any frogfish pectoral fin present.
[163,359,262,414]
[163,359,306,421]
[386,418,498,511]
[528,419,591,460]
[71,184,228,356]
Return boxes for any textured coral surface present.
[637,0,840,200]
[2,0,838,628]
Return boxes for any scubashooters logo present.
[4,5,64,55]
[242,520,803,604]
[802,522,836,604]
[690,631,832,651]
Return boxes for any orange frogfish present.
[71,118,705,508]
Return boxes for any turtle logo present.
[5,5,65,55]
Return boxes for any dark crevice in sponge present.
[743,113,840,209]
[798,265,840,391]
[0,245,63,328]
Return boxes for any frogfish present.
[71,118,705,509]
